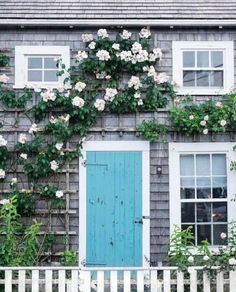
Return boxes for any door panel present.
[86,151,142,267]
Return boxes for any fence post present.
[18,270,26,292]
[97,271,104,292]
[216,271,224,292]
[189,268,197,292]
[177,271,184,292]
[5,270,12,292]
[163,270,171,292]
[124,270,131,292]
[230,270,236,292]
[45,269,53,292]
[203,272,210,292]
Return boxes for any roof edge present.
[1,19,236,27]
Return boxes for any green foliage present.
[0,198,41,266]
[0,54,9,67]
[136,119,168,142]
[0,145,9,170]
[60,250,77,266]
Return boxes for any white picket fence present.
[0,266,235,291]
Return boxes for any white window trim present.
[14,46,70,89]
[169,142,236,247]
[172,41,234,95]
[79,141,150,267]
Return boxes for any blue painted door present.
[86,151,142,267]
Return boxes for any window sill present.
[175,87,230,96]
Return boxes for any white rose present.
[76,51,88,62]
[220,232,227,239]
[0,169,5,179]
[104,88,118,101]
[88,41,96,50]
[203,129,209,135]
[138,99,143,106]
[75,81,86,92]
[96,50,110,61]
[153,48,162,59]
[131,42,142,53]
[55,190,64,198]
[216,101,223,108]
[139,28,151,38]
[229,258,236,265]
[200,120,206,126]
[72,96,85,108]
[0,199,9,205]
[220,120,227,127]
[189,115,194,120]
[0,135,7,147]
[134,92,141,99]
[50,160,59,171]
[119,51,132,62]
[29,123,39,134]
[187,256,194,263]
[147,66,156,77]
[94,99,106,111]
[135,50,149,63]
[203,255,210,261]
[97,28,109,39]
[120,29,132,40]
[81,33,93,42]
[128,76,142,90]
[11,177,17,185]
[204,115,209,121]
[96,72,106,79]
[18,134,27,144]
[112,43,120,50]
[20,153,27,160]
[55,143,63,151]
[41,89,56,102]
[0,74,9,83]
[154,72,169,84]
[49,116,58,124]
[60,114,70,123]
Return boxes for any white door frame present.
[79,141,150,267]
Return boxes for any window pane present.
[213,224,227,245]
[196,154,210,176]
[180,155,194,176]
[197,51,209,67]
[44,70,58,82]
[197,203,211,222]
[212,177,227,198]
[196,71,210,87]
[180,177,195,199]
[28,57,42,69]
[211,71,223,87]
[181,203,195,223]
[182,224,195,245]
[183,71,195,87]
[183,51,195,67]
[197,177,211,199]
[44,57,57,69]
[212,154,226,175]
[197,225,211,244]
[213,202,227,222]
[211,51,223,68]
[28,70,42,82]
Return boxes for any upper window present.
[169,143,236,247]
[172,42,234,95]
[14,46,70,88]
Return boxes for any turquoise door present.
[86,151,142,267]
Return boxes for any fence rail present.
[0,266,235,291]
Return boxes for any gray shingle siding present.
[0,27,235,264]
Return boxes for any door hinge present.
[82,159,86,167]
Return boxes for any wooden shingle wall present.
[0,27,235,265]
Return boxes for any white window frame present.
[79,141,150,267]
[172,41,234,95]
[14,46,70,89]
[169,142,236,247]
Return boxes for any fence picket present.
[230,270,236,292]
[32,270,39,292]
[163,270,171,292]
[216,272,224,292]
[80,270,91,292]
[151,270,157,292]
[45,269,53,292]
[189,269,197,292]
[18,270,26,292]
[110,271,117,292]
[203,272,210,292]
[70,270,78,292]
[58,270,66,292]
[137,271,144,292]
[177,271,184,292]
[5,270,12,292]
[124,270,131,292]
[97,271,104,292]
